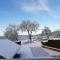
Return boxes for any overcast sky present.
[0,0,60,36]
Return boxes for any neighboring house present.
[51,30,60,38]
[0,39,20,59]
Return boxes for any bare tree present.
[19,20,39,42]
[41,26,51,39]
[4,24,18,41]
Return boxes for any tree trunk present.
[27,30,32,43]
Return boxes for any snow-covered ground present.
[0,39,60,59]
[18,40,42,58]
[21,41,41,47]
[18,40,60,58]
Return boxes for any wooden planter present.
[41,40,60,51]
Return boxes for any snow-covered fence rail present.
[1,57,60,60]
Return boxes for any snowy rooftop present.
[0,39,20,59]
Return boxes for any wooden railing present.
[1,57,60,60]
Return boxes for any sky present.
[0,0,60,36]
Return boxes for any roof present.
[0,39,20,59]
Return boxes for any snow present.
[18,40,60,58]
[0,39,20,59]
[0,39,60,59]
[17,41,42,58]
[18,41,48,58]
[49,38,60,40]
[21,40,41,47]
[19,45,33,58]
[42,47,60,56]
[31,47,50,57]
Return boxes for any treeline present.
[33,26,60,40]
[4,20,60,42]
[4,20,39,42]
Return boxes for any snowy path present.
[31,47,50,57]
[19,41,50,58]
[19,45,33,58]
[19,41,41,58]
[18,41,60,59]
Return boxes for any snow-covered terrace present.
[20,41,60,58]
[0,39,60,59]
